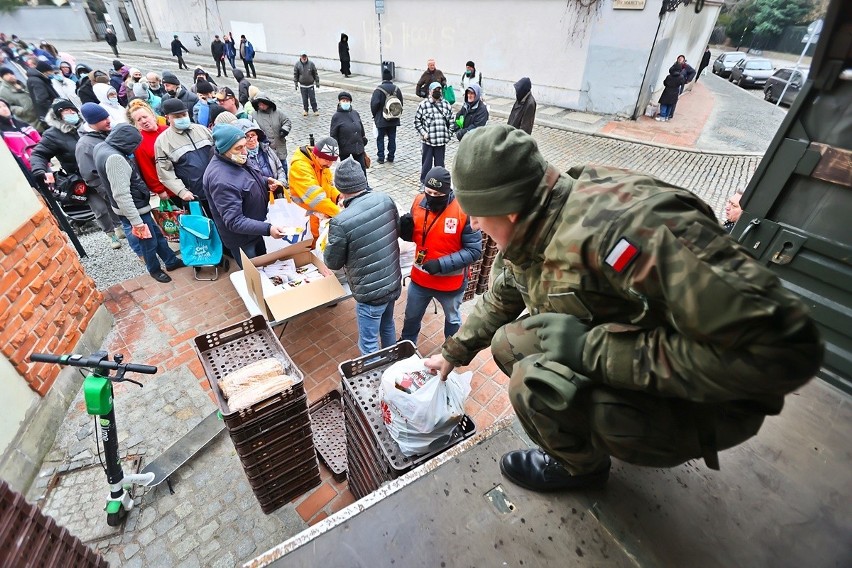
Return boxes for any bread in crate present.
[218,358,298,412]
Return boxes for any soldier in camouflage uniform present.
[425,124,823,492]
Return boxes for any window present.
[746,60,773,71]
[773,70,792,81]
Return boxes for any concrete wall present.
[0,2,95,42]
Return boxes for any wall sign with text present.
[613,0,647,9]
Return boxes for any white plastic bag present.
[264,198,310,253]
[379,355,472,456]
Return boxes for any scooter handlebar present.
[29,353,158,375]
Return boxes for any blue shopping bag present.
[179,201,223,267]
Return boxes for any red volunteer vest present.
[410,196,467,292]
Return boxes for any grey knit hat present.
[334,157,368,194]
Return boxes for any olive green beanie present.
[453,124,547,216]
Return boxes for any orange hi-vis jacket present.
[288,146,341,240]
[410,195,468,292]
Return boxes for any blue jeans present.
[660,104,674,118]
[420,143,446,185]
[400,281,463,345]
[120,212,180,275]
[355,300,397,356]
[376,126,397,161]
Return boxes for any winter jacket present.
[247,141,286,183]
[29,109,80,176]
[0,114,40,169]
[329,106,367,156]
[135,125,171,196]
[251,92,291,161]
[672,62,696,84]
[239,40,255,62]
[108,69,124,94]
[324,191,402,306]
[224,38,236,59]
[294,59,319,88]
[193,99,217,128]
[211,39,225,59]
[0,79,38,125]
[164,85,199,117]
[338,35,350,63]
[403,193,482,292]
[233,69,251,105]
[453,84,489,141]
[370,80,403,128]
[154,124,214,200]
[659,71,684,106]
[92,83,128,125]
[76,75,100,105]
[171,39,189,57]
[507,77,536,135]
[203,152,271,253]
[74,128,109,190]
[288,145,341,240]
[52,75,81,108]
[25,67,59,121]
[94,125,150,225]
[700,50,711,68]
[415,68,446,98]
[105,31,118,47]
[460,69,482,92]
[413,98,453,147]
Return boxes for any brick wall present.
[0,206,102,396]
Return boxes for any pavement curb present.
[79,45,764,158]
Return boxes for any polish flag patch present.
[605,238,640,273]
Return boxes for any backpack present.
[377,86,403,120]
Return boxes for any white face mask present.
[107,97,119,107]
[229,152,247,165]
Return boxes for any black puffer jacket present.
[26,67,59,120]
[329,106,367,156]
[324,191,402,306]
[233,69,251,105]
[29,109,80,176]
[370,80,402,128]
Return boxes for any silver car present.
[712,52,746,77]
[729,58,775,88]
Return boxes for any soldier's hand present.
[522,313,590,372]
[423,353,455,382]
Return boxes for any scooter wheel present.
[106,507,127,527]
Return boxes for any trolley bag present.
[178,201,226,280]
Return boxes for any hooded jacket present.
[329,104,367,156]
[0,108,40,169]
[203,152,270,252]
[251,92,291,161]
[324,190,402,306]
[154,123,214,200]
[453,84,489,141]
[75,127,109,190]
[94,124,150,225]
[0,78,38,125]
[370,78,402,129]
[659,69,684,106]
[233,69,252,105]
[507,77,536,135]
[25,67,59,120]
[288,145,341,240]
[29,108,80,176]
[92,83,128,125]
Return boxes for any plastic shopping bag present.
[379,355,472,456]
[264,196,310,253]
[152,198,185,242]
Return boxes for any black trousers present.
[176,55,187,69]
[215,58,228,77]
[243,59,256,78]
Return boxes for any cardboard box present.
[241,240,348,322]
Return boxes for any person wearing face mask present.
[29,99,82,186]
[192,80,218,127]
[398,166,482,345]
[126,100,173,205]
[413,81,453,187]
[288,135,341,241]
[452,84,489,141]
[25,60,59,130]
[155,98,213,216]
[235,119,287,186]
[459,60,482,94]
[92,83,128,125]
[204,124,288,268]
[161,72,199,116]
[329,91,368,176]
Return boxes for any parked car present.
[729,58,775,88]
[712,52,746,77]
[764,68,808,106]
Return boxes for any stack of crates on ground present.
[339,341,476,499]
[463,234,498,302]
[194,316,321,514]
[0,480,107,567]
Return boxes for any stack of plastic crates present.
[194,315,321,514]
[476,235,499,294]
[338,341,476,499]
[0,480,107,567]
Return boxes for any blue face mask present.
[247,147,259,157]
[173,117,191,130]
[339,102,351,111]
[63,113,79,125]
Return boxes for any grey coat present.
[252,92,291,161]
[324,191,402,306]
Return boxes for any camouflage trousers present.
[492,319,766,474]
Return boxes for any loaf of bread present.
[219,358,284,399]
[227,374,296,412]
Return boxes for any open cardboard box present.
[241,239,347,322]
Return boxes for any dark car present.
[712,52,746,77]
[763,68,808,106]
[729,58,775,88]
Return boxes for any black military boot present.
[500,449,610,492]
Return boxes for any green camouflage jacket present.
[443,165,822,410]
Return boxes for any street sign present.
[375,0,385,15]
[802,19,823,43]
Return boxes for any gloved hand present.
[399,213,414,241]
[294,84,298,92]
[522,313,590,372]
[279,128,289,138]
[421,259,441,274]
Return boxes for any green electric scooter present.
[30,351,157,527]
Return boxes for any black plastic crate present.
[227,392,309,444]
[245,448,319,493]
[309,390,347,482]
[256,472,322,514]
[239,430,317,473]
[194,315,305,430]
[231,408,311,453]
